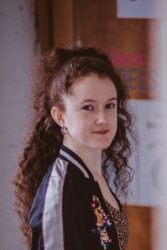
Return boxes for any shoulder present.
[29,157,84,227]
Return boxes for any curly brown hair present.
[13,46,134,248]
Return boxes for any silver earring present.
[61,125,68,135]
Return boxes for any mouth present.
[92,130,109,135]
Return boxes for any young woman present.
[14,46,134,250]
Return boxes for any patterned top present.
[105,200,128,250]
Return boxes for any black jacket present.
[29,145,120,250]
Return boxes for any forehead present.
[66,74,117,101]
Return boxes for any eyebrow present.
[80,97,117,104]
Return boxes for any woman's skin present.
[51,73,120,211]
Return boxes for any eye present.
[82,104,94,111]
[105,102,116,109]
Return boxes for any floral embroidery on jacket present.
[91,195,112,250]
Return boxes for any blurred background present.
[0,0,167,249]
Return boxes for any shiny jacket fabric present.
[29,145,120,250]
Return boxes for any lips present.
[92,130,109,135]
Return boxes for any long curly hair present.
[13,46,134,248]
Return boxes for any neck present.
[63,138,103,176]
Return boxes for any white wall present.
[0,0,37,249]
[153,17,167,250]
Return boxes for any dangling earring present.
[61,125,68,135]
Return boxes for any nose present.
[95,111,107,125]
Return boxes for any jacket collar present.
[59,144,94,180]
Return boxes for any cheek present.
[115,115,118,129]
[109,113,118,136]
[110,111,117,125]
[65,114,86,133]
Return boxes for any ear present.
[51,106,65,127]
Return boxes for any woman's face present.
[62,74,117,150]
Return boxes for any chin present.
[91,141,112,150]
[101,144,111,150]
